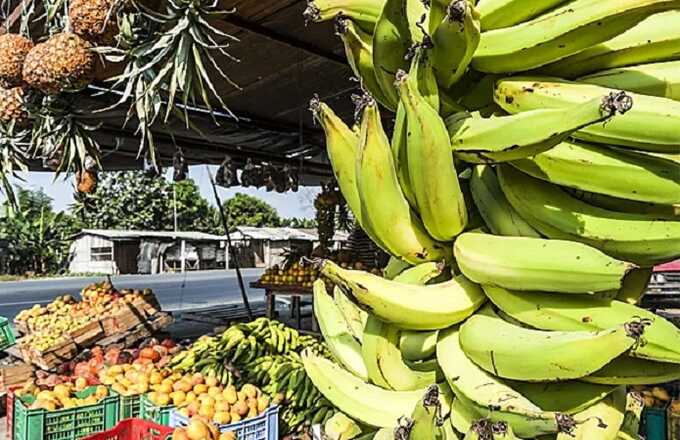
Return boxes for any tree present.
[172,180,219,233]
[222,193,282,231]
[282,217,317,228]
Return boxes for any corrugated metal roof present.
[235,227,316,241]
[77,229,228,242]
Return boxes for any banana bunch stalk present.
[304,1,680,438]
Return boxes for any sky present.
[2,166,320,219]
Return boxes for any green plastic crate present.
[14,386,120,440]
[139,394,175,426]
[0,316,17,350]
[119,394,141,419]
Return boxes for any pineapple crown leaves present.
[0,121,30,210]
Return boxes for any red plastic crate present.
[81,419,173,440]
[7,385,21,440]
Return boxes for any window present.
[91,247,113,262]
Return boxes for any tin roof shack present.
[68,229,230,275]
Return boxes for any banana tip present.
[601,91,633,116]
[302,2,320,24]
[447,0,467,23]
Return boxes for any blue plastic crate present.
[169,406,278,440]
[642,407,667,440]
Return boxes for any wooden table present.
[249,282,316,330]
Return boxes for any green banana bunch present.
[476,0,568,31]
[303,0,385,32]
[446,93,628,163]
[510,140,680,205]
[397,67,468,241]
[556,387,626,440]
[580,60,680,101]
[431,0,480,89]
[455,232,636,294]
[459,306,641,382]
[498,165,680,266]
[472,0,680,73]
[495,77,680,154]
[355,97,451,263]
[321,259,485,330]
[542,10,680,78]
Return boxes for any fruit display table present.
[249,282,315,330]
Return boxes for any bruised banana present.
[356,98,450,264]
[569,189,680,221]
[511,140,680,205]
[476,0,568,31]
[582,355,680,385]
[454,232,636,294]
[398,68,468,241]
[469,165,540,237]
[580,60,680,101]
[446,93,627,163]
[556,387,626,440]
[481,285,680,364]
[431,0,480,89]
[498,165,680,266]
[542,10,680,78]
[301,352,427,428]
[313,280,368,380]
[335,17,392,109]
[459,306,640,382]
[321,260,485,330]
[471,0,680,73]
[495,77,680,154]
[333,286,366,343]
[303,0,385,32]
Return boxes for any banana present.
[355,97,451,264]
[454,232,636,294]
[469,165,540,237]
[582,356,680,385]
[498,164,680,266]
[472,0,680,73]
[400,329,439,361]
[556,387,626,440]
[511,140,680,205]
[617,392,644,440]
[476,0,568,31]
[495,77,680,154]
[397,68,468,241]
[303,0,385,32]
[446,93,626,163]
[335,17,392,109]
[383,256,411,280]
[569,189,680,221]
[616,268,653,305]
[581,60,680,102]
[464,420,493,440]
[333,286,367,342]
[509,381,617,414]
[405,385,446,440]
[301,352,429,428]
[491,422,519,440]
[449,392,478,434]
[481,285,680,364]
[393,261,445,285]
[321,260,485,330]
[362,314,396,388]
[313,280,368,380]
[542,10,680,78]
[459,306,640,382]
[431,0,480,89]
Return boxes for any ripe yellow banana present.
[454,232,636,294]
[333,286,367,342]
[582,355,680,385]
[397,69,468,241]
[498,165,680,266]
[459,306,640,382]
[508,381,617,415]
[495,77,680,154]
[356,98,450,263]
[320,260,485,330]
[476,0,568,31]
[472,0,680,73]
[542,10,680,78]
[470,165,540,237]
[447,93,627,163]
[301,352,428,428]
[511,140,680,205]
[556,387,626,440]
[313,280,368,380]
[431,0,480,89]
[481,285,680,364]
[580,60,680,101]
[303,0,385,32]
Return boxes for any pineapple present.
[22,33,95,95]
[76,170,98,194]
[69,0,120,45]
[0,34,34,88]
[0,87,29,127]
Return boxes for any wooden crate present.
[28,339,78,371]
[98,313,174,348]
[100,306,145,337]
[69,320,105,347]
[12,321,28,336]
[0,362,33,392]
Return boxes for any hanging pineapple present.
[22,32,95,94]
[69,0,120,44]
[0,87,29,127]
[0,34,34,88]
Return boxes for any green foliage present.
[282,217,318,229]
[222,192,282,231]
[173,179,219,233]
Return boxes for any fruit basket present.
[81,418,173,440]
[139,394,174,426]
[13,386,120,440]
[169,406,279,440]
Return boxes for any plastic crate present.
[119,394,141,420]
[139,394,174,426]
[169,405,279,440]
[642,407,668,440]
[7,385,21,440]
[82,418,173,440]
[14,386,120,440]
[0,316,17,350]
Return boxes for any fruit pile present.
[303,0,680,438]
[171,416,236,440]
[16,381,110,411]
[634,385,673,409]
[257,262,318,287]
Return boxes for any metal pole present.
[207,167,253,321]
[173,185,178,233]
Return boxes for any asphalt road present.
[0,269,265,322]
